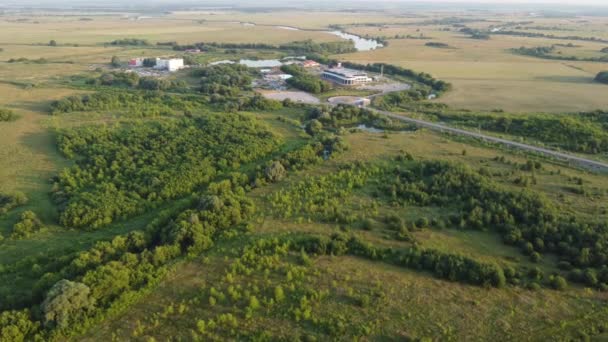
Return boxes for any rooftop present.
[324,67,368,78]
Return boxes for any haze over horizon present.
[1,0,607,7]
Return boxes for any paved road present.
[367,107,608,172]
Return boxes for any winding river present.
[272,24,382,52]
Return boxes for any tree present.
[110,56,121,67]
[41,279,96,329]
[49,40,57,47]
[274,285,285,302]
[595,71,608,85]
[265,161,286,183]
[550,275,568,290]
[0,310,39,342]
[306,119,323,136]
[248,296,261,310]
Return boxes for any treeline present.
[425,42,451,48]
[295,234,508,288]
[307,104,415,131]
[459,27,490,40]
[0,108,18,122]
[50,91,207,117]
[371,88,449,112]
[513,45,608,62]
[493,30,608,44]
[53,114,279,228]
[429,111,608,154]
[84,71,188,91]
[169,39,356,55]
[307,56,451,93]
[281,64,332,94]
[7,58,72,64]
[378,158,608,287]
[280,40,357,54]
[108,38,151,46]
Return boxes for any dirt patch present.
[258,90,320,104]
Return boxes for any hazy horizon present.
[1,0,607,7]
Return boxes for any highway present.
[366,107,608,172]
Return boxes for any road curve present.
[368,107,608,172]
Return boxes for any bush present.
[549,275,568,290]
[0,108,18,122]
[265,161,287,183]
[11,211,43,239]
[0,191,27,215]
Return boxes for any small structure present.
[155,58,184,72]
[328,96,371,107]
[302,60,320,68]
[322,67,372,86]
[128,58,143,67]
[185,49,201,53]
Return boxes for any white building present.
[322,67,372,86]
[155,58,184,72]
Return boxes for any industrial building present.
[154,58,185,72]
[322,67,372,86]
[128,58,143,67]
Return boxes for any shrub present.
[0,108,18,122]
[11,211,43,239]
[549,275,568,290]
[264,161,287,183]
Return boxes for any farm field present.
[1,3,608,341]
[340,26,608,112]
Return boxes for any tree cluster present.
[51,91,205,117]
[195,64,253,96]
[108,38,151,46]
[53,114,279,228]
[281,64,332,94]
[11,211,44,239]
[378,158,608,287]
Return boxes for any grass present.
[338,26,608,112]
[0,84,77,230]
[0,19,342,46]
[79,237,608,341]
[1,9,608,340]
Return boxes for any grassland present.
[1,8,608,341]
[340,27,608,112]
